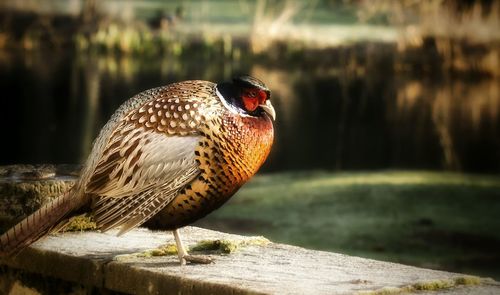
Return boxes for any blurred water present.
[1,47,499,173]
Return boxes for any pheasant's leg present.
[173,229,187,265]
[172,229,213,265]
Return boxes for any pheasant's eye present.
[241,89,267,112]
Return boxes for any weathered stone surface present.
[1,227,497,295]
[0,165,79,231]
[418,283,500,295]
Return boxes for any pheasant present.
[0,76,275,265]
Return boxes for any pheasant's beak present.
[260,100,276,121]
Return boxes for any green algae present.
[138,243,179,257]
[189,237,270,254]
[359,275,484,295]
[114,236,270,260]
[63,215,97,232]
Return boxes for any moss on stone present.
[190,237,270,254]
[454,275,482,285]
[114,244,179,259]
[146,244,178,257]
[190,239,236,253]
[62,215,97,232]
[412,279,454,290]
[359,275,484,294]
[114,236,270,260]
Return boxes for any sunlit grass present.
[298,171,500,188]
[197,170,500,279]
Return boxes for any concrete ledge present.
[1,227,499,295]
[1,165,499,294]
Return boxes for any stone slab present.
[1,227,497,295]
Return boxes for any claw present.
[173,229,214,265]
[184,254,213,264]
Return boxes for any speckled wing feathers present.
[83,81,220,234]
[87,131,201,233]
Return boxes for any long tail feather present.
[0,188,83,256]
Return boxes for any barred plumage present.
[0,76,275,264]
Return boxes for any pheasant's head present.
[216,76,276,121]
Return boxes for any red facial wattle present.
[241,89,267,112]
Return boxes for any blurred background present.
[1,0,499,280]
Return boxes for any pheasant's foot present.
[173,229,188,265]
[184,254,213,264]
